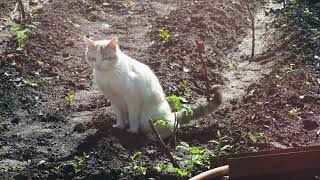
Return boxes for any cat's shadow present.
[75,115,151,153]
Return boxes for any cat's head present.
[83,37,120,71]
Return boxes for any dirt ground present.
[0,0,320,179]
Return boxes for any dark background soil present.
[0,0,319,179]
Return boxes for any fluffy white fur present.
[84,37,175,139]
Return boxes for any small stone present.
[303,120,319,130]
[29,0,38,6]
[37,160,46,166]
[73,123,86,133]
[11,117,20,124]
[102,2,110,6]
[62,53,69,58]
[269,142,287,149]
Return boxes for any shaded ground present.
[0,0,319,179]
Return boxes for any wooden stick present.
[196,40,210,103]
[148,120,180,168]
[17,0,25,24]
[245,0,255,60]
[189,165,229,180]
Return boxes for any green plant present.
[23,78,37,87]
[209,130,233,156]
[275,74,284,87]
[36,59,44,65]
[167,95,193,121]
[181,80,192,99]
[55,164,63,173]
[288,107,300,118]
[227,59,236,70]
[289,0,298,7]
[242,131,271,143]
[155,163,169,174]
[175,142,212,173]
[126,151,146,175]
[72,152,89,174]
[123,0,136,9]
[65,94,74,106]
[14,164,22,172]
[255,101,264,106]
[172,167,189,177]
[159,28,171,41]
[303,7,313,15]
[287,66,299,73]
[306,73,317,86]
[8,20,39,47]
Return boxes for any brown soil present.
[0,0,319,179]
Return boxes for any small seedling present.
[159,28,171,42]
[256,101,264,106]
[36,59,44,65]
[14,164,22,172]
[287,66,299,73]
[303,8,312,15]
[173,167,189,177]
[209,130,233,156]
[275,74,284,87]
[123,0,136,9]
[175,142,212,172]
[242,131,271,143]
[55,164,63,173]
[181,80,192,99]
[227,59,236,71]
[126,151,146,175]
[288,107,300,118]
[72,152,89,174]
[281,23,288,28]
[257,132,271,142]
[23,78,37,87]
[8,20,39,47]
[306,73,317,86]
[155,163,169,174]
[65,94,74,106]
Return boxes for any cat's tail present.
[177,84,224,124]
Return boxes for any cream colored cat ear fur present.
[108,37,118,49]
[83,36,95,48]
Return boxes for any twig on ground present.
[245,0,255,60]
[196,40,211,103]
[149,120,180,168]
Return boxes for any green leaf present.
[190,147,201,154]
[173,168,189,177]
[153,119,169,127]
[167,95,182,111]
[131,151,143,161]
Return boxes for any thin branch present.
[173,112,178,150]
[17,0,25,24]
[149,120,180,168]
[245,0,255,60]
[196,40,210,103]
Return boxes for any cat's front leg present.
[126,101,141,134]
[111,104,127,129]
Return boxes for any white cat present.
[84,37,223,140]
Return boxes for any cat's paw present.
[126,128,138,134]
[112,123,126,129]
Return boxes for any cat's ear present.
[83,36,95,48]
[108,37,118,50]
